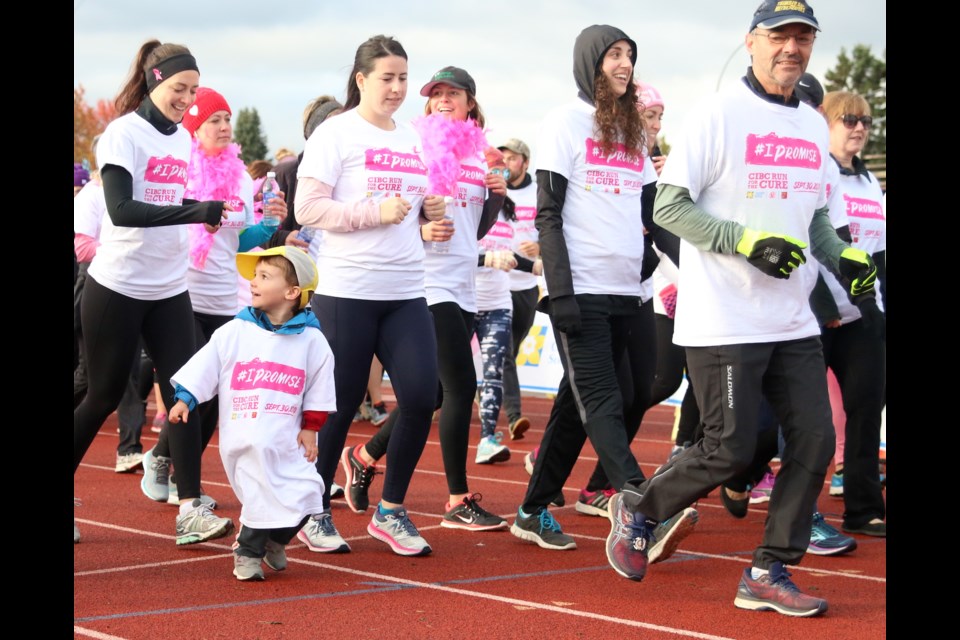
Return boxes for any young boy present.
[168,246,335,581]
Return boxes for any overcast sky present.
[74,0,886,166]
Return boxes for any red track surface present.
[74,390,885,639]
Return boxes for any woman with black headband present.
[73,40,234,546]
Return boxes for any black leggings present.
[584,299,656,491]
[368,301,477,496]
[74,277,205,499]
[312,295,438,508]
[154,311,231,478]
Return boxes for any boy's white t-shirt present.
[819,167,886,322]
[507,177,539,292]
[476,212,514,312]
[186,170,256,316]
[91,112,193,299]
[536,98,658,297]
[170,318,336,529]
[659,82,831,346]
[422,156,490,311]
[298,109,430,300]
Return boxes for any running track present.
[73,391,885,639]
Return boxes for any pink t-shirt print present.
[844,193,885,221]
[584,139,645,172]
[231,358,306,395]
[146,155,189,186]
[745,133,821,169]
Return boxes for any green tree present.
[823,45,885,158]
[234,107,268,165]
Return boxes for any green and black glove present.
[838,247,877,297]
[736,228,807,279]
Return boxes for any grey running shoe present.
[648,507,699,564]
[175,499,234,546]
[115,452,144,473]
[140,448,171,502]
[510,507,576,550]
[263,539,287,571]
[233,553,265,581]
[166,481,218,509]
[297,513,351,553]
[475,432,510,464]
[367,508,432,556]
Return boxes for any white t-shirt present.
[476,212,514,312]
[73,180,105,244]
[90,112,192,300]
[298,109,430,300]
[423,157,490,311]
[536,98,658,296]
[819,164,886,322]
[186,170,256,316]
[659,82,830,346]
[170,318,336,529]
[506,176,539,291]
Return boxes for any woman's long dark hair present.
[343,35,407,111]
[593,73,644,157]
[114,40,193,116]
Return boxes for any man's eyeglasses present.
[840,114,874,129]
[752,30,816,46]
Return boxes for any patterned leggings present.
[474,308,512,438]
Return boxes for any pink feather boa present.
[184,137,245,270]
[411,113,490,196]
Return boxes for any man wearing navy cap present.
[603,0,879,617]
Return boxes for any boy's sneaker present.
[524,446,538,475]
[829,470,844,497]
[508,416,530,440]
[368,402,390,426]
[297,513,351,553]
[150,412,166,434]
[340,445,378,513]
[734,561,828,617]
[263,539,287,571]
[175,499,234,546]
[510,507,576,550]
[575,487,616,517]
[367,507,432,556]
[330,482,345,499]
[233,553,265,581]
[140,447,171,502]
[442,493,508,531]
[475,432,511,464]
[115,452,144,473]
[807,512,857,556]
[166,481,218,509]
[649,507,699,564]
[748,471,776,504]
[605,492,653,581]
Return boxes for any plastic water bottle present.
[431,196,455,253]
[261,171,280,228]
[298,226,315,245]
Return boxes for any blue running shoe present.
[807,512,857,556]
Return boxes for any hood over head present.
[573,25,637,106]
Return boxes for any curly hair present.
[593,73,645,157]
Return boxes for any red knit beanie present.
[181,87,231,135]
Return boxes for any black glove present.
[549,295,581,336]
[839,247,877,297]
[736,228,807,279]
[855,296,885,340]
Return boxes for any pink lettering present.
[145,155,189,186]
[231,358,306,395]
[746,133,821,169]
[844,194,885,220]
[585,139,645,172]
[365,148,427,176]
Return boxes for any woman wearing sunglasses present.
[809,90,886,538]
